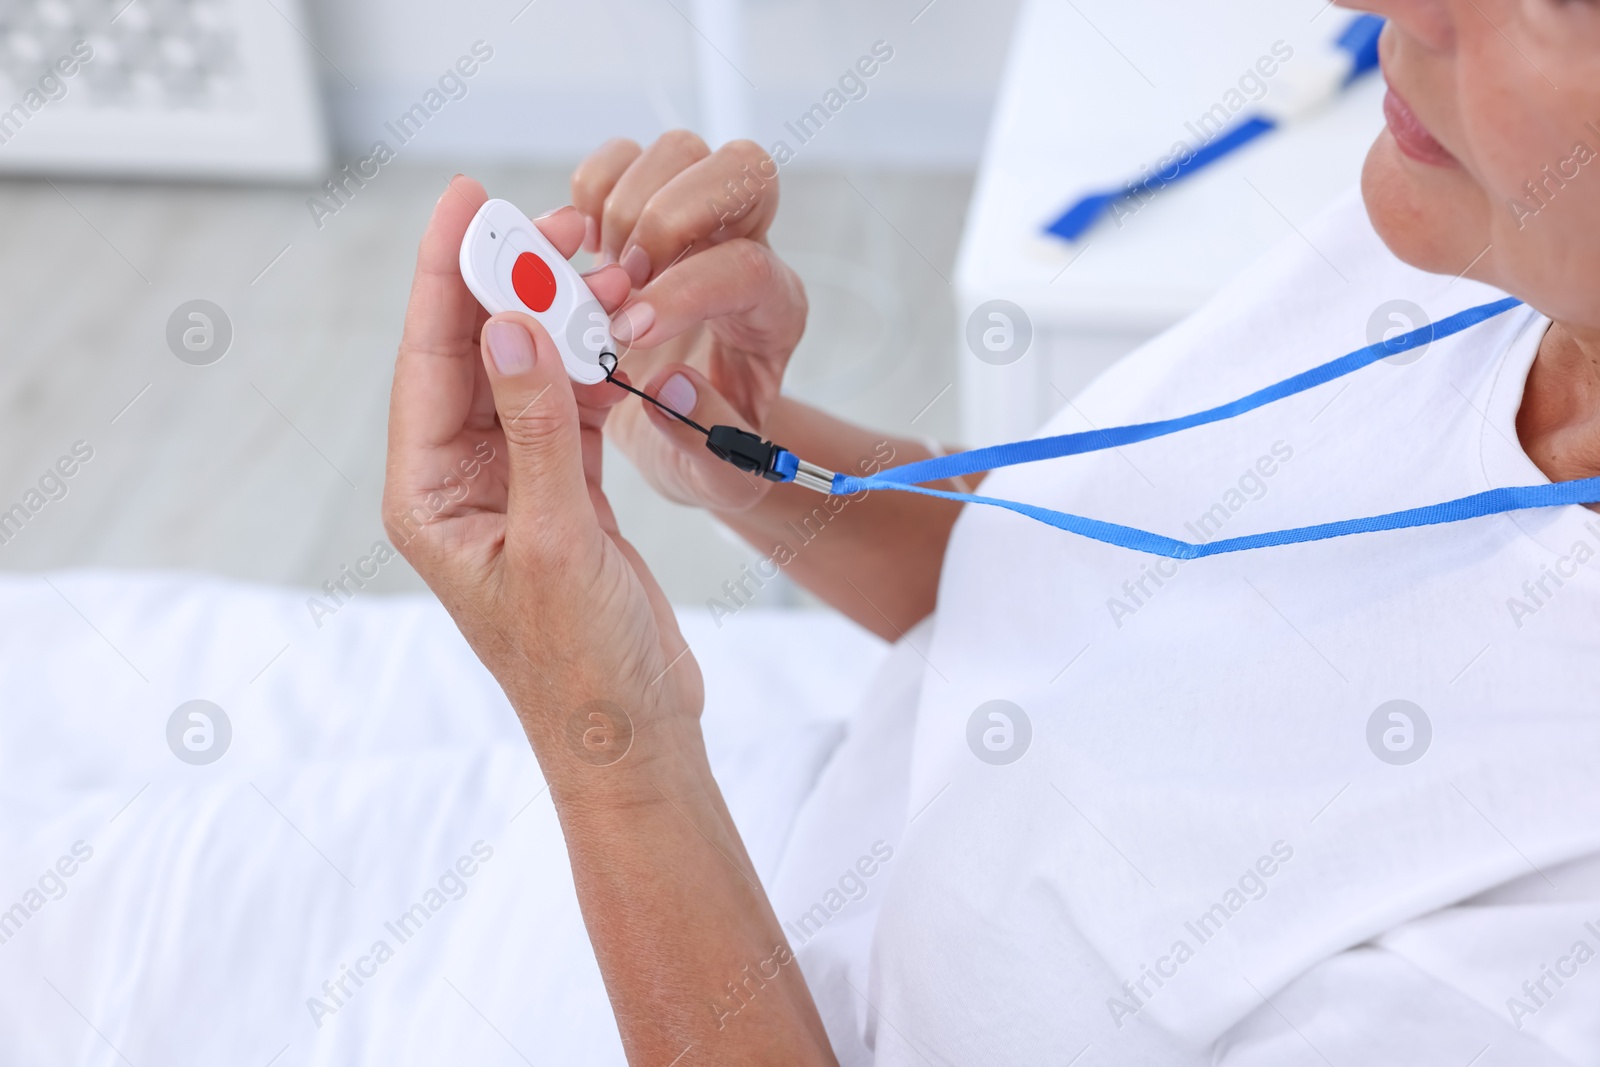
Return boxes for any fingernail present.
[485,321,535,375]
[583,215,600,253]
[658,373,696,414]
[611,302,655,344]
[620,244,651,288]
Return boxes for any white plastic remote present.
[459,198,613,385]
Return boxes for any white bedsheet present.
[0,570,887,1066]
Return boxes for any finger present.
[599,129,710,275]
[608,239,804,356]
[389,174,488,462]
[578,262,633,315]
[638,363,774,510]
[532,204,587,260]
[479,317,691,662]
[617,139,779,289]
[571,137,642,242]
[573,375,628,414]
[484,336,689,664]
[572,373,630,493]
[478,314,595,542]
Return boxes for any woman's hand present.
[572,134,964,641]
[383,175,703,780]
[382,176,837,1065]
[571,132,809,512]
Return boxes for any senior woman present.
[384,0,1600,1063]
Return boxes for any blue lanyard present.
[1046,15,1386,242]
[827,297,1600,559]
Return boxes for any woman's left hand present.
[381,175,840,1065]
[382,175,703,775]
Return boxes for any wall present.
[308,0,1021,167]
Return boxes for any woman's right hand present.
[571,132,809,513]
[574,132,963,642]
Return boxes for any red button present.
[511,251,558,313]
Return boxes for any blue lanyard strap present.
[827,475,1600,560]
[826,296,1600,558]
[839,298,1522,490]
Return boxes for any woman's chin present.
[1361,132,1488,279]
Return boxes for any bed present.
[0,569,887,1065]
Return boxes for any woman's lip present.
[1382,87,1460,168]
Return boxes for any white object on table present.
[954,0,1388,446]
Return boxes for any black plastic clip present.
[706,425,792,482]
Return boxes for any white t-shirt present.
[772,189,1600,1066]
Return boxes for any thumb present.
[480,315,593,539]
[639,363,774,507]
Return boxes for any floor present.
[0,164,972,607]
